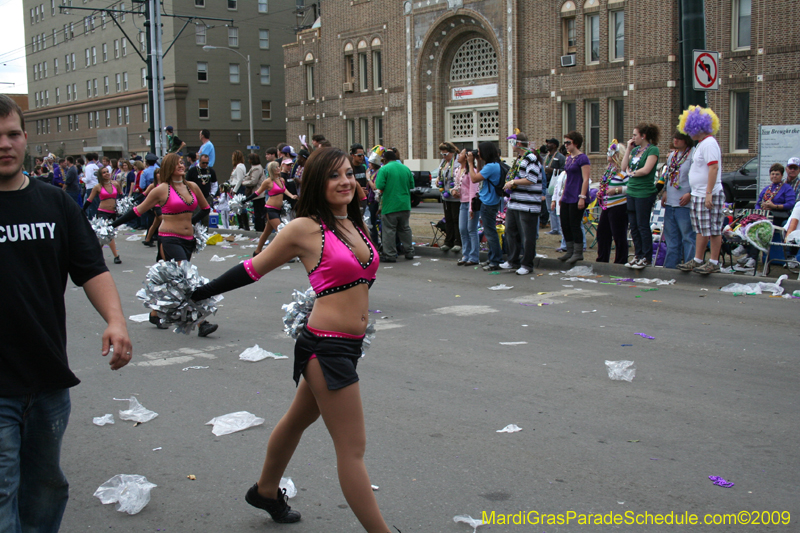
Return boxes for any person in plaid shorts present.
[675,106,725,274]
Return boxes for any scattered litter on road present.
[93,474,157,515]
[563,284,574,287]
[128,313,150,323]
[152,447,162,451]
[281,266,291,270]
[383,266,393,269]
[499,341,528,345]
[605,360,635,381]
[114,397,158,423]
[125,235,142,241]
[206,411,265,436]
[562,276,599,283]
[709,476,735,488]
[641,288,659,292]
[563,265,594,276]
[187,475,196,480]
[634,333,655,339]
[581,310,597,313]
[537,303,550,306]
[210,255,226,262]
[280,477,297,498]
[621,344,633,347]
[488,284,513,290]
[371,484,379,491]
[93,414,115,426]
[633,278,676,285]
[430,258,439,261]
[181,366,209,371]
[496,424,523,433]
[453,515,486,533]
[720,275,787,296]
[413,262,421,266]
[239,345,288,362]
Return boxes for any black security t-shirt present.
[352,164,368,188]
[0,179,109,396]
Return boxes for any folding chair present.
[582,199,600,249]
[728,209,774,276]
[650,203,667,267]
[761,225,800,278]
[429,218,446,247]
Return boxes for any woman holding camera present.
[621,123,660,269]
[468,142,504,270]
[456,149,480,265]
[557,131,591,264]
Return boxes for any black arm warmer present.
[111,208,138,227]
[244,192,258,203]
[190,263,255,301]
[191,206,211,225]
[82,200,91,211]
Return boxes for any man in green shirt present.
[165,126,186,155]
[374,150,415,261]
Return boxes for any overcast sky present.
[0,0,27,94]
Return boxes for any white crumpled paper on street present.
[93,474,157,515]
[453,515,486,533]
[239,345,288,362]
[605,360,636,382]
[487,284,513,290]
[206,411,265,436]
[496,424,523,433]
[93,414,115,426]
[128,313,150,323]
[280,477,297,498]
[114,397,159,423]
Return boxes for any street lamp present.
[203,45,254,153]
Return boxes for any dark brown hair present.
[231,150,245,166]
[565,131,583,149]
[248,152,261,166]
[0,94,25,131]
[160,153,183,186]
[438,142,458,153]
[295,147,367,246]
[770,163,785,174]
[672,130,694,148]
[636,123,661,146]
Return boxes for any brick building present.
[284,0,800,173]
[21,0,295,179]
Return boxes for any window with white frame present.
[346,119,355,148]
[45,90,49,105]
[95,111,100,128]
[54,58,58,74]
[66,84,72,101]
[33,64,38,80]
[344,54,355,84]
[57,116,61,132]
[142,103,148,122]
[91,46,96,64]
[195,24,206,45]
[358,52,368,92]
[114,40,119,58]
[230,100,241,120]
[102,43,108,61]
[105,110,111,127]
[450,38,498,81]
[359,118,369,148]
[586,14,600,64]
[139,31,145,51]
[197,62,208,82]
[53,28,57,45]
[261,100,271,120]
[68,115,73,131]
[306,63,315,99]
[586,101,600,153]
[115,73,120,92]
[70,53,75,70]
[374,117,384,146]
[84,48,90,67]
[125,106,130,124]
[732,0,751,50]
[123,71,128,90]
[120,3,125,21]
[122,39,127,57]
[43,62,48,78]
[259,29,269,49]
[35,93,39,109]
[88,112,93,129]
[610,99,624,142]
[101,11,106,28]
[372,50,382,90]
[228,27,238,47]
[73,114,78,130]
[104,76,109,94]
[260,65,270,85]
[229,63,240,84]
[93,78,97,96]
[117,107,122,125]
[610,10,624,61]
[258,0,268,13]
[141,67,147,87]
[307,123,315,139]
[562,101,576,136]
[55,87,60,103]
[731,91,750,151]
[195,0,204,6]
[199,99,209,119]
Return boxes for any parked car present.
[410,170,439,207]
[721,157,758,207]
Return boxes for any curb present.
[207,227,800,293]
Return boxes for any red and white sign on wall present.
[452,83,498,101]
[692,50,719,91]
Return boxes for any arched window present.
[561,0,576,11]
[450,38,497,82]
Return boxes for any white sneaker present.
[736,255,751,267]
[516,267,531,275]
[733,258,756,271]
[499,261,515,269]
[624,258,636,268]
[629,258,648,270]
[732,245,746,256]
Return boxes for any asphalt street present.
[59,231,798,532]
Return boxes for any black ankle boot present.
[245,484,301,523]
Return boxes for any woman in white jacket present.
[229,150,248,230]
[550,170,586,252]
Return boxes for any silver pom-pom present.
[280,287,377,356]
[116,196,135,216]
[193,223,209,252]
[91,216,118,246]
[229,194,247,213]
[281,200,293,224]
[135,260,223,334]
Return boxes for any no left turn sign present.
[693,50,719,91]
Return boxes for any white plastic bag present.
[719,274,787,296]
[115,397,159,423]
[210,254,226,262]
[93,474,157,515]
[453,515,486,533]
[632,277,676,285]
[563,265,594,276]
[496,424,523,433]
[93,414,115,426]
[239,345,288,362]
[279,477,297,498]
[128,313,150,323]
[487,284,513,290]
[605,360,636,382]
[206,411,265,436]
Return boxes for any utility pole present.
[678,0,707,109]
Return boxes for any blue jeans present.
[458,202,480,262]
[480,202,502,265]
[0,389,71,533]
[67,191,82,207]
[663,205,696,268]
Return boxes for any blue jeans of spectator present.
[0,389,71,533]
[663,205,696,268]
[67,191,82,207]
[480,202,502,265]
[84,191,100,218]
[459,202,480,262]
[547,191,561,234]
[627,194,657,260]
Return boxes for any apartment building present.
[22,0,295,178]
[283,0,800,172]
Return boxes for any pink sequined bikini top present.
[98,183,118,201]
[307,221,379,297]
[161,184,198,215]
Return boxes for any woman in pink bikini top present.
[190,147,392,531]
[83,166,122,263]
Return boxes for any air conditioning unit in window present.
[343,82,354,93]
[560,54,576,67]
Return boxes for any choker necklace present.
[172,179,184,183]
[334,214,348,220]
